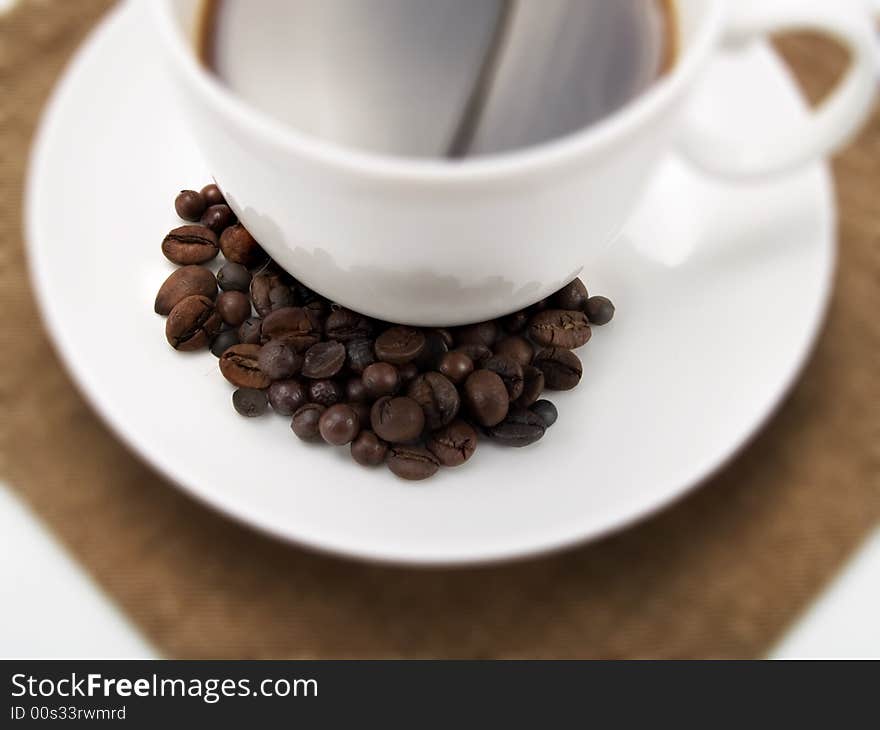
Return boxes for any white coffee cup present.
[150,0,877,326]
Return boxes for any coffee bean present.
[266,286,294,312]
[586,295,615,325]
[398,362,419,383]
[308,379,344,407]
[438,351,473,385]
[492,336,533,367]
[291,279,319,306]
[302,341,346,379]
[165,295,223,351]
[374,326,425,365]
[407,372,460,430]
[238,317,262,344]
[362,362,400,399]
[454,343,492,364]
[528,309,591,349]
[345,377,368,403]
[325,308,373,342]
[154,265,217,315]
[268,379,308,416]
[528,298,550,313]
[370,396,425,443]
[216,290,252,327]
[291,403,325,441]
[345,339,375,374]
[161,224,219,265]
[516,365,545,407]
[200,183,226,207]
[533,347,582,390]
[531,399,558,427]
[261,307,320,351]
[258,340,303,380]
[219,223,266,268]
[427,419,477,467]
[434,328,454,348]
[482,355,524,401]
[217,262,252,292]
[250,271,282,316]
[200,204,236,234]
[462,370,509,427]
[502,309,530,334]
[210,328,240,358]
[232,388,268,417]
[486,406,546,447]
[454,321,498,348]
[351,430,388,467]
[174,190,207,221]
[552,278,588,311]
[349,401,371,426]
[219,344,270,389]
[319,403,361,445]
[386,445,439,481]
[414,330,448,370]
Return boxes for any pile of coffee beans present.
[155,184,615,481]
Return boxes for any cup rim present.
[149,0,726,184]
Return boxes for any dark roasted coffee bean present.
[258,340,303,380]
[398,362,419,384]
[200,204,236,234]
[438,351,473,385]
[528,298,550,313]
[325,308,373,342]
[174,190,206,221]
[374,326,425,365]
[217,262,252,292]
[219,223,266,268]
[165,295,222,351]
[492,336,533,367]
[345,377,368,403]
[219,344,270,389]
[552,278,588,311]
[370,396,425,443]
[210,328,240,358]
[232,387,268,417]
[250,271,282,316]
[516,365,545,407]
[291,403,325,441]
[528,309,591,349]
[350,430,388,467]
[407,372,460,430]
[268,379,308,416]
[454,321,498,348]
[302,341,346,379]
[482,356,524,402]
[362,362,400,399]
[531,399,558,427]
[349,401,371,426]
[200,183,226,207]
[502,309,530,333]
[319,403,361,445]
[261,307,320,351]
[486,406,546,447]
[454,343,492,364]
[586,295,615,325]
[154,265,217,315]
[345,339,375,374]
[533,347,582,390]
[308,379,343,407]
[269,285,296,311]
[427,419,477,467]
[386,445,439,481]
[290,279,319,305]
[414,329,448,370]
[161,224,219,265]
[462,370,509,427]
[238,316,262,344]
[216,290,252,327]
[434,328,454,349]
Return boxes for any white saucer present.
[26,2,834,565]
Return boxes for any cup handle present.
[678,0,877,179]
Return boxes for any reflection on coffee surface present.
[198,0,677,157]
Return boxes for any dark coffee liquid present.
[198,0,677,158]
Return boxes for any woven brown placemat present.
[1,1,878,658]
